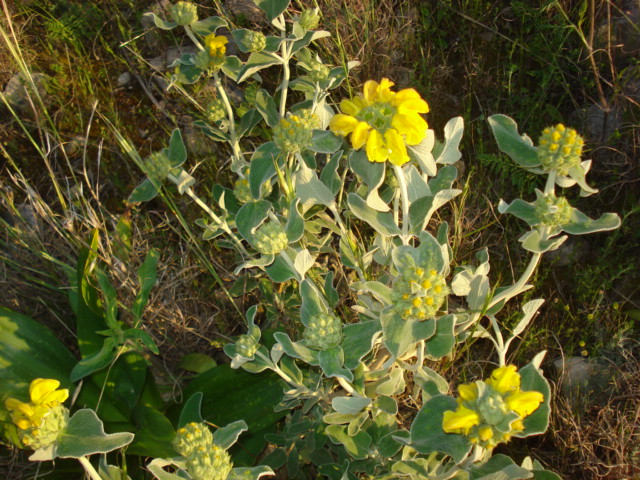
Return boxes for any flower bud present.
[299,8,320,30]
[304,313,343,350]
[242,30,266,53]
[236,334,259,358]
[307,57,330,83]
[19,404,68,450]
[171,1,198,26]
[534,193,572,227]
[206,97,227,124]
[537,124,584,175]
[143,151,172,183]
[273,109,319,154]
[392,266,449,321]
[173,422,214,457]
[253,221,288,255]
[186,444,233,480]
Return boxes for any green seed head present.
[307,57,330,83]
[186,444,233,480]
[253,222,288,255]
[170,1,198,26]
[299,8,321,30]
[537,124,584,175]
[206,97,227,124]
[19,404,68,450]
[242,31,267,53]
[534,194,572,227]
[144,151,172,183]
[304,313,343,350]
[173,422,214,458]
[273,109,319,154]
[236,334,259,358]
[392,266,449,321]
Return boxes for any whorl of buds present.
[242,31,267,53]
[144,151,172,183]
[273,109,319,154]
[173,422,233,480]
[19,404,69,450]
[235,334,259,358]
[253,222,288,255]
[537,124,584,176]
[206,97,227,124]
[299,8,321,30]
[534,194,572,227]
[303,313,343,350]
[392,266,449,321]
[307,57,330,83]
[170,1,198,26]
[173,422,214,458]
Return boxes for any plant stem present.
[78,456,102,480]
[213,74,242,164]
[337,377,365,398]
[279,41,291,117]
[393,164,411,244]
[184,25,204,51]
[544,171,556,196]
[488,315,506,366]
[487,251,542,310]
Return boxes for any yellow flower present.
[204,34,228,61]
[5,378,69,430]
[485,364,520,393]
[443,405,481,435]
[505,390,544,417]
[329,78,429,166]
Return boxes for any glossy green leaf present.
[129,405,176,458]
[178,353,217,373]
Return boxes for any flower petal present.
[30,379,60,405]
[443,405,480,434]
[366,129,388,163]
[363,80,380,104]
[340,99,361,116]
[392,112,428,145]
[351,121,372,150]
[384,128,409,166]
[506,390,544,417]
[458,383,479,402]
[486,365,520,394]
[330,114,358,137]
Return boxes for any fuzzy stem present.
[279,41,292,117]
[337,377,365,398]
[544,171,557,196]
[487,251,542,310]
[488,315,506,366]
[78,456,102,480]
[184,25,204,51]
[393,164,411,244]
[213,74,242,163]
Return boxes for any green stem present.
[337,377,365,398]
[544,171,557,196]
[184,25,204,51]
[487,251,542,310]
[279,41,292,117]
[78,456,102,480]
[213,74,242,164]
[488,315,506,366]
[329,205,366,282]
[393,164,411,245]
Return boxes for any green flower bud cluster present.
[392,266,449,321]
[235,334,259,358]
[273,109,320,154]
[194,49,212,71]
[206,97,227,124]
[299,8,321,30]
[234,177,252,203]
[174,422,233,480]
[307,57,330,83]
[534,194,572,227]
[253,221,288,255]
[144,151,172,183]
[242,31,266,53]
[19,404,68,450]
[303,313,343,350]
[171,1,198,26]
[537,124,584,176]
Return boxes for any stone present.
[2,72,48,112]
[117,72,132,87]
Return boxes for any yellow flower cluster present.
[273,109,319,153]
[537,124,584,175]
[443,365,544,449]
[174,422,233,480]
[5,378,69,449]
[204,34,228,67]
[392,266,448,321]
[5,378,68,430]
[329,78,429,166]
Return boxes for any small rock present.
[117,72,132,87]
[554,356,617,412]
[224,0,263,24]
[569,103,623,142]
[2,72,49,112]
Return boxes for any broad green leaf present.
[291,30,331,54]
[128,178,159,203]
[222,55,243,82]
[435,116,464,165]
[238,52,282,83]
[405,164,431,204]
[408,130,436,176]
[147,459,187,480]
[375,396,398,415]
[332,396,371,415]
[178,392,203,427]
[516,362,551,437]
[178,353,217,373]
[309,130,343,154]
[349,150,384,190]
[294,249,315,278]
[250,142,280,199]
[428,164,458,194]
[256,89,280,127]
[286,198,304,242]
[519,230,568,254]
[167,129,187,167]
[238,109,262,138]
[410,395,472,462]
[236,200,271,243]
[563,210,621,235]
[56,409,134,458]
[253,0,290,22]
[408,189,461,234]
[293,162,336,210]
[414,366,449,398]
[318,347,353,381]
[325,425,372,460]
[265,252,299,283]
[375,367,406,396]
[381,309,436,359]
[213,420,248,449]
[273,332,320,365]
[300,278,327,323]
[469,454,533,480]
[70,337,116,382]
[348,193,401,236]
[363,281,393,305]
[488,115,539,169]
[424,315,456,359]
[142,12,177,30]
[342,320,381,370]
[498,198,538,226]
[194,119,230,142]
[320,150,342,195]
[191,16,227,35]
[99,457,133,480]
[131,249,159,322]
